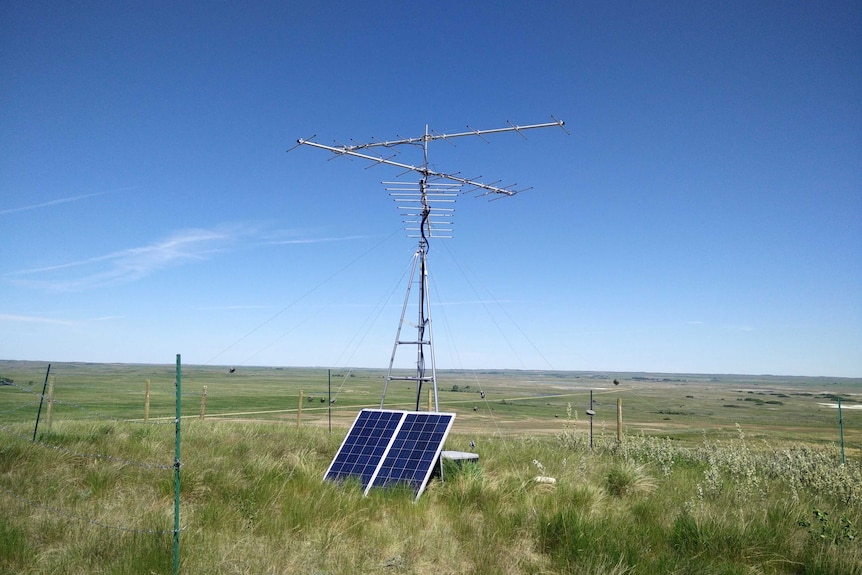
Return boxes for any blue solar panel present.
[368,412,454,498]
[324,409,403,488]
[324,409,456,500]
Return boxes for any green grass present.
[2,361,858,443]
[2,418,861,574]
[1,361,860,573]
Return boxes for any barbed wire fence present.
[0,355,184,575]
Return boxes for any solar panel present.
[323,409,403,488]
[324,409,456,500]
[368,412,455,498]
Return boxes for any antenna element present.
[294,118,566,410]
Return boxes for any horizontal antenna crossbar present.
[296,118,566,198]
[336,119,566,151]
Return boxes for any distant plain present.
[2,360,861,574]
[2,360,858,453]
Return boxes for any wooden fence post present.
[617,398,623,443]
[45,376,55,431]
[297,390,303,426]
[199,385,207,420]
[144,379,151,422]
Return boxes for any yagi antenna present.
[296,118,566,198]
[293,118,566,412]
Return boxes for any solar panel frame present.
[324,408,456,500]
[366,411,455,499]
[323,409,403,488]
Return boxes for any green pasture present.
[1,361,858,453]
[1,360,861,574]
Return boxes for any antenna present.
[294,118,566,411]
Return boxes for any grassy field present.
[1,360,860,574]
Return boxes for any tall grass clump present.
[2,415,861,574]
[551,422,862,574]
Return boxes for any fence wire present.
[2,380,177,424]
[1,486,182,536]
[0,370,183,557]
[0,424,175,470]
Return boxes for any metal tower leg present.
[381,239,438,411]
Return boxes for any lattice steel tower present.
[293,118,567,411]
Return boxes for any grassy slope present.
[1,361,860,574]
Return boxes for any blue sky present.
[2,1,860,377]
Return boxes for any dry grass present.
[1,361,861,573]
[1,418,861,573]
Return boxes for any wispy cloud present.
[193,305,275,311]
[6,227,235,291]
[435,298,520,306]
[0,188,133,216]
[264,233,376,245]
[728,325,756,332]
[4,223,371,292]
[0,313,123,326]
[0,313,77,326]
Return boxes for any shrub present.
[605,461,656,498]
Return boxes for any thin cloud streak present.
[435,299,519,306]
[0,313,123,325]
[4,223,348,292]
[0,313,77,326]
[265,234,376,245]
[193,305,276,311]
[6,227,235,292]
[0,189,126,216]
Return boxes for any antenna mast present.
[294,118,567,411]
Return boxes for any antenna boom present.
[293,118,565,412]
[329,119,566,152]
[296,138,521,196]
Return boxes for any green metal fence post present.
[838,397,845,465]
[174,354,182,574]
[32,364,52,441]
